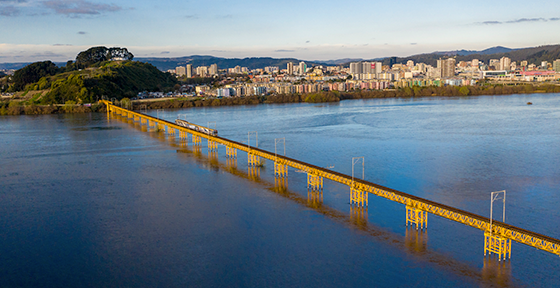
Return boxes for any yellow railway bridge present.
[102,100,560,261]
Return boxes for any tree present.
[9,61,60,91]
[75,46,134,68]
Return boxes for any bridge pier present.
[179,130,188,142]
[307,173,323,191]
[274,162,288,178]
[350,187,368,207]
[208,140,218,152]
[193,135,202,145]
[248,153,260,167]
[406,206,427,230]
[484,232,511,261]
[226,146,237,158]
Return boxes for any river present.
[1,93,559,287]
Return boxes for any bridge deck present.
[105,102,560,256]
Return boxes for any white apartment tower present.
[499,57,511,71]
[209,64,218,75]
[186,64,192,78]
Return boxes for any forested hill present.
[2,47,177,104]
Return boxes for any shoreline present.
[2,84,559,116]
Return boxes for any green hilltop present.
[2,46,178,104]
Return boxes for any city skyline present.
[1,0,560,62]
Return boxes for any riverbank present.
[2,83,559,115]
[132,83,560,110]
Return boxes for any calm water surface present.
[1,94,559,287]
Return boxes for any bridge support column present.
[274,162,288,178]
[307,174,323,191]
[248,153,260,167]
[193,135,202,146]
[179,131,189,146]
[350,187,368,207]
[226,146,237,158]
[406,206,427,230]
[168,127,175,135]
[208,140,218,152]
[484,232,511,261]
[141,118,147,125]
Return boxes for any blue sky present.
[1,0,560,63]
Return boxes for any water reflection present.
[350,206,368,228]
[405,227,428,254]
[275,177,288,193]
[482,257,513,287]
[307,190,323,208]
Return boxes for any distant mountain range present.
[374,45,560,67]
[134,56,327,72]
[434,46,517,56]
[2,45,560,71]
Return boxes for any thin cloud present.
[43,0,122,16]
[53,44,73,46]
[478,17,556,25]
[506,17,546,23]
[481,21,502,25]
[274,49,295,52]
[160,51,170,54]
[185,14,198,19]
[77,31,86,34]
[0,5,20,16]
[410,43,417,45]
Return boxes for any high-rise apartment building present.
[553,60,560,72]
[299,61,307,75]
[197,66,208,77]
[287,62,294,75]
[438,58,456,78]
[373,62,382,75]
[499,57,511,70]
[209,64,218,76]
[175,66,186,76]
[186,64,192,78]
[349,62,362,74]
